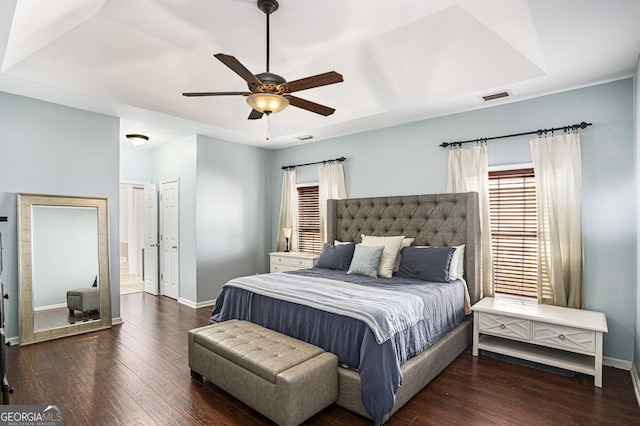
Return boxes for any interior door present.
[160,180,179,300]
[143,184,158,295]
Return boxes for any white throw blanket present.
[225,272,426,344]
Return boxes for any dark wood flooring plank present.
[6,292,640,425]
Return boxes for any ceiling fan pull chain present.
[266,115,271,140]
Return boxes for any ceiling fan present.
[182,0,343,120]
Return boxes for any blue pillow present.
[316,242,356,270]
[347,244,385,278]
[396,246,456,282]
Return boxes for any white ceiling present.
[0,0,639,149]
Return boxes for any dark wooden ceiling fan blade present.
[248,109,264,120]
[285,71,343,93]
[182,91,248,97]
[287,96,336,116]
[214,53,263,85]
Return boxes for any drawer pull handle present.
[278,259,282,262]
[559,334,566,340]
[298,261,302,265]
[499,324,506,329]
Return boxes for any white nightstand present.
[471,297,608,387]
[269,252,319,273]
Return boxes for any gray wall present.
[120,144,153,183]
[141,134,272,305]
[195,135,272,302]
[635,56,640,375]
[152,135,198,302]
[0,91,120,338]
[271,79,636,363]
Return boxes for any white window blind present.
[297,185,322,253]
[489,167,537,299]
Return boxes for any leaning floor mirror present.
[18,194,112,345]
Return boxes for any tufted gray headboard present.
[327,192,481,305]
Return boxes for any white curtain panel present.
[318,163,347,244]
[447,144,494,298]
[276,170,298,252]
[531,133,584,308]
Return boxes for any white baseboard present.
[34,302,68,312]
[178,298,216,309]
[178,298,196,308]
[197,299,216,309]
[6,336,19,346]
[604,356,633,370]
[111,317,124,326]
[631,363,640,408]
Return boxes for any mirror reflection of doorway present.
[120,183,145,295]
[32,204,100,330]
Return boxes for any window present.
[297,185,322,253]
[488,167,537,299]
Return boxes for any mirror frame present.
[18,194,112,345]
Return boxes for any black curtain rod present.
[281,156,346,170]
[440,121,592,148]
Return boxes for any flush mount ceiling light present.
[126,134,149,147]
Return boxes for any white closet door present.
[160,180,179,300]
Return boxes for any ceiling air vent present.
[297,135,314,141]
[482,91,511,102]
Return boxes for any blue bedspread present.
[211,268,466,424]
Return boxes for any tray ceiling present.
[0,0,638,149]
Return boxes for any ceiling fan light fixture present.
[246,93,288,114]
[126,133,149,147]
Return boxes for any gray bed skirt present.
[336,318,473,422]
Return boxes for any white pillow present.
[414,244,465,280]
[334,240,352,245]
[360,234,405,278]
[450,244,465,280]
[393,238,415,272]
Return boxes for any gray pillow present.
[316,242,355,270]
[347,244,385,278]
[396,246,456,282]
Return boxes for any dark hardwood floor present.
[34,306,100,330]
[7,292,640,425]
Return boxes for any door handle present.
[172,245,177,249]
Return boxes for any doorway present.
[119,183,145,295]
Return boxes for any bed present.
[211,192,481,424]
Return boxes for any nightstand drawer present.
[269,252,319,273]
[532,322,595,353]
[271,255,293,266]
[290,257,314,268]
[478,312,530,340]
[270,264,300,273]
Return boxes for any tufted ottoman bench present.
[188,320,338,426]
[66,287,100,314]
